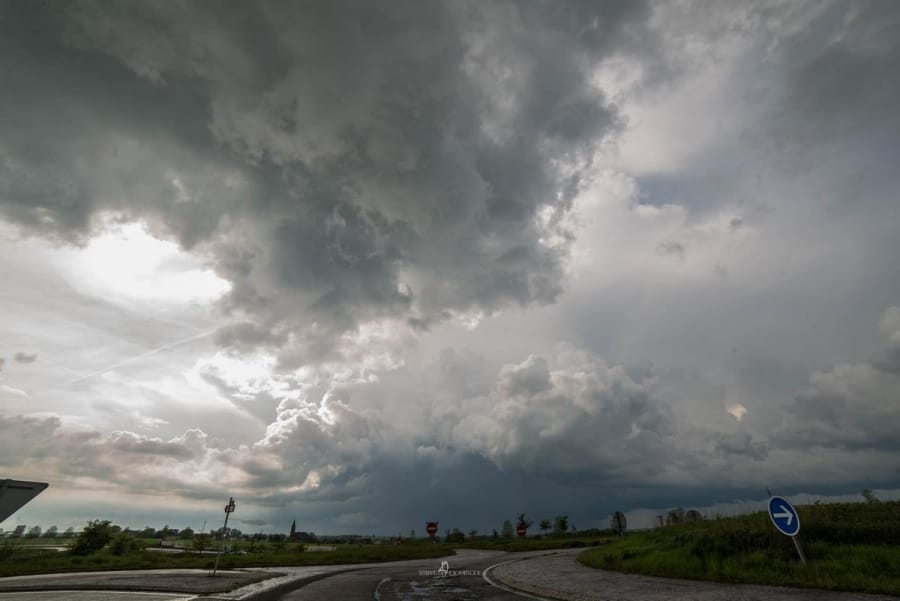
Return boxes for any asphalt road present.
[279,549,549,601]
[0,593,192,601]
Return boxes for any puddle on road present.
[381,576,478,601]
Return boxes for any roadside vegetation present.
[0,525,453,577]
[578,499,900,596]
[0,511,615,576]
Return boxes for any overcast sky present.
[2,0,900,535]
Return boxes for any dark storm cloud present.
[13,352,37,364]
[0,0,645,367]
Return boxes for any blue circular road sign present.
[768,496,800,537]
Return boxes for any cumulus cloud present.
[0,413,228,498]
[775,307,900,454]
[449,350,672,482]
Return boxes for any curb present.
[483,553,581,601]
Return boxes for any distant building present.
[12,525,26,537]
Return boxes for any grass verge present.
[578,500,900,597]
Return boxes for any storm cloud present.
[2,0,900,533]
[1,0,643,369]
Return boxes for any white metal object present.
[212,497,236,576]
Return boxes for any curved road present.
[278,549,545,601]
[3,549,897,601]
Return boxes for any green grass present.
[0,542,454,577]
[456,537,605,552]
[578,500,900,596]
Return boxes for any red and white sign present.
[426,521,439,536]
[516,526,527,537]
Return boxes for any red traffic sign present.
[516,526,527,537]
[426,521,438,536]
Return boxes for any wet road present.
[0,593,192,601]
[279,549,549,601]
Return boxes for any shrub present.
[71,520,113,555]
[109,532,142,556]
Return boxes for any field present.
[578,500,900,596]
[0,539,453,577]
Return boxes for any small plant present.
[192,533,211,552]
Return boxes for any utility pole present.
[212,497,236,576]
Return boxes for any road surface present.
[3,548,898,601]
[279,549,541,601]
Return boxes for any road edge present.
[483,555,575,601]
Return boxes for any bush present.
[0,539,21,561]
[109,532,143,556]
[71,520,113,556]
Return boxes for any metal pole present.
[792,536,807,564]
[212,497,235,576]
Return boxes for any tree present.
[445,528,465,543]
[193,533,211,552]
[110,532,142,556]
[553,515,569,536]
[45,525,58,538]
[179,527,195,539]
[468,529,478,539]
[139,527,157,539]
[501,520,514,539]
[539,519,552,535]
[684,510,703,522]
[666,507,685,526]
[26,526,41,538]
[492,529,499,539]
[409,529,416,539]
[63,526,75,538]
[862,489,880,503]
[72,520,113,555]
[516,513,533,530]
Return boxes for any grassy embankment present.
[0,540,453,577]
[578,500,900,596]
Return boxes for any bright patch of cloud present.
[54,220,230,304]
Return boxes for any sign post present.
[767,495,805,564]
[516,525,527,537]
[611,511,627,536]
[212,497,236,576]
[426,521,438,540]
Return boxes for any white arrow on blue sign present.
[768,495,800,537]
